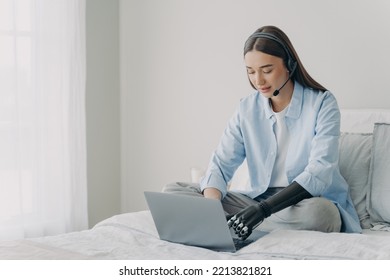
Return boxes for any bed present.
[1,109,390,260]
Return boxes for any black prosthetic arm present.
[228,181,312,240]
[261,181,312,217]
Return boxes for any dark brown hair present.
[244,25,327,92]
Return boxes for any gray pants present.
[163,182,342,233]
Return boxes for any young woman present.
[164,25,361,240]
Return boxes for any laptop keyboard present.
[233,237,254,250]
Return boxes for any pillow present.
[367,123,390,228]
[338,132,372,229]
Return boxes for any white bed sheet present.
[2,211,390,260]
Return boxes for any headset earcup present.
[288,60,297,75]
[287,59,294,73]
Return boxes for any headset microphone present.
[272,62,297,96]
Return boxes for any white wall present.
[120,0,390,212]
[86,0,121,227]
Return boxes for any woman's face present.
[244,50,289,98]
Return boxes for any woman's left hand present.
[227,204,265,240]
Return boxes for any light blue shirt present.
[200,82,362,233]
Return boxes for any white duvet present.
[1,210,390,260]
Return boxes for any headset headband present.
[247,32,296,72]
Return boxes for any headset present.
[247,32,297,96]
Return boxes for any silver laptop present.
[144,191,268,252]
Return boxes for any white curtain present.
[0,0,88,241]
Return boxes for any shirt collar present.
[286,81,303,119]
[261,81,304,120]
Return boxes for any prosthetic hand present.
[227,181,312,240]
[227,202,267,240]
